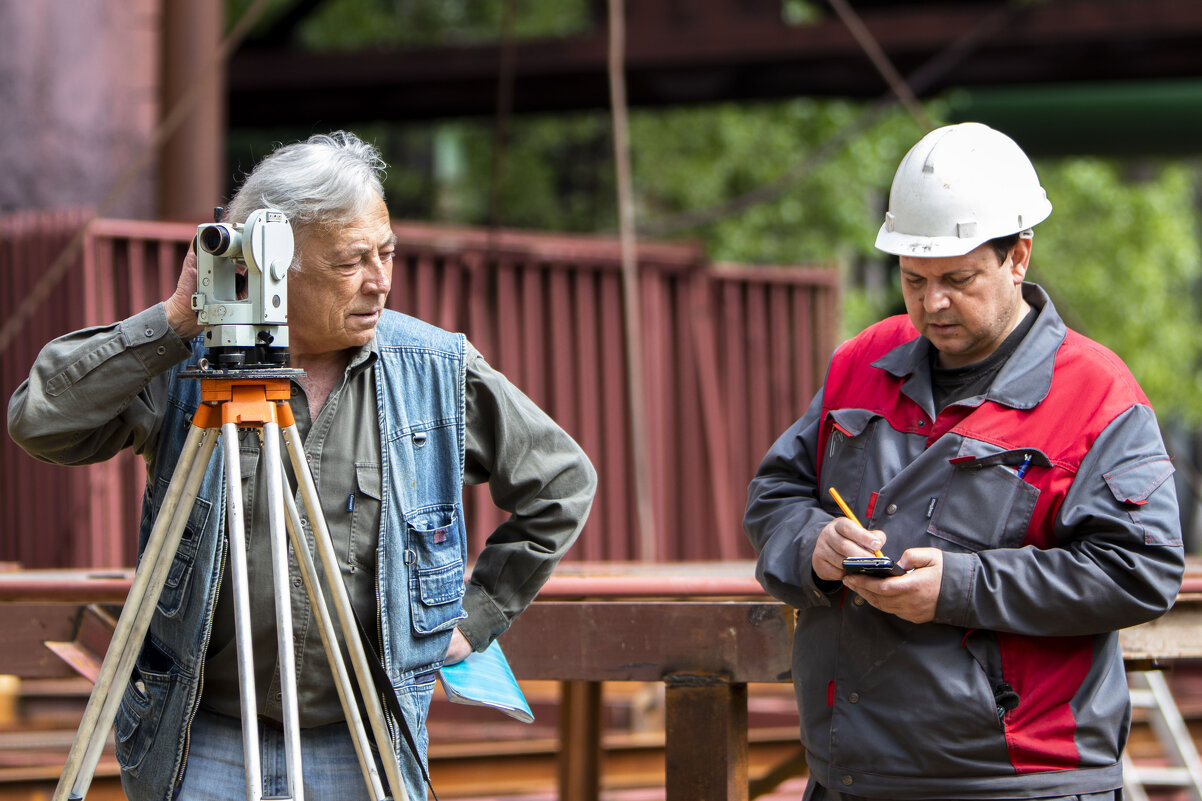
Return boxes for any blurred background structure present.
[2,2,1202,799]
[4,0,1202,565]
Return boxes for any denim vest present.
[115,310,466,801]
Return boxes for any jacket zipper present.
[377,540,399,752]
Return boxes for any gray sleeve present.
[7,304,194,467]
[457,344,597,651]
[743,388,842,609]
[936,403,1185,635]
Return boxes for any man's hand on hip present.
[443,627,473,665]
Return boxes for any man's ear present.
[1009,237,1033,282]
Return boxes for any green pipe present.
[945,78,1202,157]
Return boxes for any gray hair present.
[222,131,387,264]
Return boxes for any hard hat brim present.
[874,225,990,258]
[874,193,1050,259]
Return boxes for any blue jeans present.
[174,708,387,801]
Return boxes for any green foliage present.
[349,101,934,259]
[1032,160,1202,421]
[629,102,930,265]
[223,0,1202,424]
[227,0,590,48]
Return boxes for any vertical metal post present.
[159,0,224,221]
[607,0,658,560]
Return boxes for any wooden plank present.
[0,603,92,679]
[4,585,1202,679]
[501,602,794,684]
[557,681,602,801]
[1122,596,1202,664]
[665,676,748,801]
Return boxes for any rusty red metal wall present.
[1,212,838,569]
[1,209,94,569]
[0,212,194,570]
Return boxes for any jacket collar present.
[872,283,1067,412]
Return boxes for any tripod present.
[54,373,408,801]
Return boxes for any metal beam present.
[225,0,1202,126]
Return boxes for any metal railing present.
[1,211,839,568]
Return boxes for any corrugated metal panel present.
[82,219,196,568]
[1,210,103,568]
[0,213,838,569]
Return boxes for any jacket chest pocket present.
[821,410,877,502]
[928,449,1043,551]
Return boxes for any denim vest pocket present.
[150,476,212,618]
[405,505,466,634]
[113,665,171,774]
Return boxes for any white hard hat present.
[875,122,1052,258]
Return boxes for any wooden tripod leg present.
[55,423,218,801]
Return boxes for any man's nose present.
[363,256,391,294]
[924,285,951,312]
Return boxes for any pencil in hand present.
[828,487,884,557]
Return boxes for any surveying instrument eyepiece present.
[55,209,408,801]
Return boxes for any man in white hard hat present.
[745,122,1183,800]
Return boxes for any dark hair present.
[988,233,1021,265]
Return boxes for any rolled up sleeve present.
[8,304,193,467]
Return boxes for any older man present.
[744,123,1184,800]
[8,131,596,801]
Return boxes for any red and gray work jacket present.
[744,284,1184,798]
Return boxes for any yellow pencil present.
[829,487,884,557]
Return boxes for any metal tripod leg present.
[280,422,409,801]
[223,419,307,801]
[222,420,265,799]
[277,460,389,801]
[54,423,219,801]
[263,421,304,799]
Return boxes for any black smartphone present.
[842,556,907,577]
